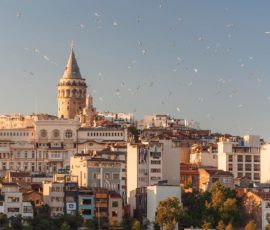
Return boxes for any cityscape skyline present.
[1,1,270,140]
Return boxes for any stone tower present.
[57,44,87,119]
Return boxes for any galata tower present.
[57,43,87,119]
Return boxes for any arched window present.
[61,89,65,97]
[66,89,70,97]
[40,129,47,138]
[65,129,73,139]
[72,89,77,97]
[52,129,60,138]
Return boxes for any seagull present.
[142,49,147,55]
[94,12,101,17]
[16,12,23,19]
[43,55,50,61]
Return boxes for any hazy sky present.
[1,1,270,140]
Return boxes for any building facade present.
[218,135,261,182]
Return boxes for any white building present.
[97,112,134,124]
[1,182,33,218]
[78,127,128,142]
[127,139,180,216]
[189,144,218,167]
[260,144,270,183]
[218,135,261,182]
[147,185,181,229]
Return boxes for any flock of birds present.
[12,4,270,135]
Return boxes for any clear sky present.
[0,1,270,140]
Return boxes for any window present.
[93,173,100,179]
[7,197,20,202]
[38,163,42,171]
[237,164,243,171]
[112,210,118,217]
[104,173,110,179]
[81,199,92,205]
[228,164,233,171]
[254,155,260,162]
[151,168,161,173]
[53,129,60,138]
[81,209,92,215]
[245,155,251,162]
[254,173,260,180]
[23,206,33,213]
[25,152,28,158]
[40,129,47,138]
[237,172,243,177]
[245,164,251,171]
[65,130,73,138]
[151,160,161,164]
[8,208,19,213]
[245,173,252,179]
[237,155,243,162]
[113,173,119,180]
[32,151,35,158]
[254,164,260,171]
[112,201,118,207]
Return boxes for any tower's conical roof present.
[62,42,82,79]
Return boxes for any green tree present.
[122,216,132,230]
[83,218,98,230]
[10,215,23,230]
[128,126,140,143]
[245,220,257,230]
[216,220,225,230]
[0,213,8,228]
[60,222,71,230]
[204,182,241,227]
[201,221,211,230]
[226,223,233,230]
[131,219,141,230]
[34,218,52,230]
[156,197,182,230]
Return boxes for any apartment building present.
[127,139,180,216]
[189,143,218,167]
[70,155,124,197]
[147,184,181,225]
[43,181,65,216]
[78,188,95,220]
[108,191,123,225]
[218,135,261,182]
[260,144,270,183]
[198,168,234,192]
[1,182,33,218]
